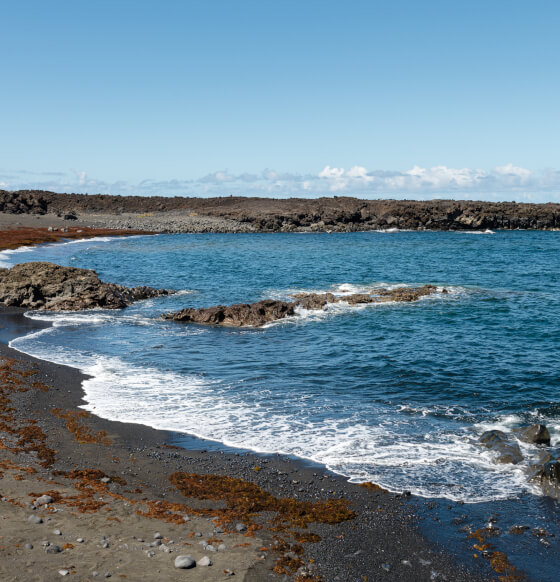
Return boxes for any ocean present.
[2,230,560,503]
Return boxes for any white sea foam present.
[461,229,495,235]
[264,283,466,327]
[7,329,541,502]
[0,234,152,268]
[0,245,36,267]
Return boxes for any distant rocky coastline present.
[164,285,440,327]
[0,262,171,310]
[2,189,560,232]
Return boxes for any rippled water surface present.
[3,231,560,501]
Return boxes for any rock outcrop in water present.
[0,262,171,311]
[166,299,296,327]
[479,430,523,465]
[165,285,439,327]
[478,423,560,500]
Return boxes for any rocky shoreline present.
[0,262,172,311]
[2,189,560,232]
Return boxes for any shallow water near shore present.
[3,231,560,504]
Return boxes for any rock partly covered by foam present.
[479,430,523,465]
[513,423,551,446]
[164,285,440,327]
[0,262,171,311]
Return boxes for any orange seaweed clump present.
[0,226,155,252]
[274,555,304,575]
[359,482,388,493]
[467,528,523,581]
[169,472,357,529]
[51,409,112,445]
[0,358,57,467]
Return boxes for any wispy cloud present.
[1,164,559,202]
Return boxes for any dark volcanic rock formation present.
[514,423,551,446]
[479,430,523,465]
[1,190,560,231]
[0,262,171,311]
[165,299,296,327]
[165,285,439,327]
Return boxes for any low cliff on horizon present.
[1,189,559,231]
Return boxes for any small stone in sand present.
[77,538,84,543]
[154,532,163,539]
[53,529,62,535]
[235,523,247,532]
[35,495,53,506]
[197,556,212,567]
[25,543,33,550]
[45,544,62,554]
[101,477,111,483]
[28,515,43,524]
[58,570,69,577]
[174,555,196,569]
[218,544,227,551]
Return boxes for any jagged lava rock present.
[165,299,296,327]
[165,285,440,327]
[0,262,171,311]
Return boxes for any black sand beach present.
[0,304,500,582]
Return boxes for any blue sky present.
[1,0,559,200]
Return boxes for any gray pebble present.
[194,532,202,537]
[104,574,111,579]
[35,495,53,506]
[235,523,247,532]
[218,544,227,551]
[102,542,109,549]
[206,544,216,552]
[77,538,84,543]
[154,532,163,539]
[58,570,69,577]
[53,529,62,535]
[101,477,111,483]
[27,515,43,524]
[45,544,62,554]
[174,555,196,569]
[25,543,33,550]
[92,573,99,578]
[197,556,212,567]
[146,550,155,558]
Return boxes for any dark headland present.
[2,189,560,232]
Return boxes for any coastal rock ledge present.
[0,262,171,310]
[164,285,440,327]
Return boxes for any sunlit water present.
[3,231,560,502]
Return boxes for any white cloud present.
[1,163,559,202]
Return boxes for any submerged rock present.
[0,262,171,311]
[479,430,523,465]
[165,284,440,327]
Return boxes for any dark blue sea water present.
[3,230,560,502]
